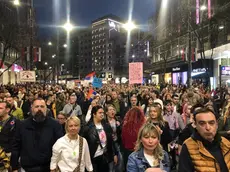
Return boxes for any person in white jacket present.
[50,116,93,172]
[85,100,98,123]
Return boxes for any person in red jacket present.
[122,107,145,167]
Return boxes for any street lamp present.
[63,22,74,33]
[48,42,52,46]
[44,62,48,65]
[13,0,20,6]
[63,44,67,48]
[219,25,224,30]
[200,5,207,11]
[52,54,56,58]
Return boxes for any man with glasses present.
[11,98,63,172]
[179,107,230,172]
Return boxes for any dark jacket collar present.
[191,129,221,149]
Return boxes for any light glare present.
[123,22,136,31]
[200,5,207,11]
[63,22,74,32]
[13,0,20,6]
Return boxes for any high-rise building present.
[77,28,92,78]
[91,14,127,79]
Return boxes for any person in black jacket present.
[10,98,63,172]
[0,101,19,171]
[83,105,118,172]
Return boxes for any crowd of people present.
[0,82,230,172]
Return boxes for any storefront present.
[171,65,188,85]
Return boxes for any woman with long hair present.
[141,97,154,116]
[181,103,193,126]
[127,123,171,172]
[83,105,118,172]
[50,116,93,172]
[122,107,146,167]
[146,104,172,151]
[218,103,230,140]
[105,104,123,172]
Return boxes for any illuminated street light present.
[44,62,48,65]
[49,66,52,70]
[162,0,168,9]
[13,0,20,6]
[48,42,52,46]
[61,64,64,66]
[219,25,224,30]
[132,55,135,58]
[200,5,207,11]
[63,44,67,48]
[52,54,56,58]
[63,22,74,32]
[123,21,136,31]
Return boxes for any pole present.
[187,0,192,88]
[29,0,33,70]
[56,30,60,84]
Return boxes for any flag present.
[181,48,185,61]
[26,47,30,62]
[85,71,95,80]
[87,88,97,102]
[192,48,196,62]
[33,47,41,62]
[0,59,4,69]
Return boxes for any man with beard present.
[11,98,63,172]
[5,96,24,120]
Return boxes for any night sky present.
[34,0,156,38]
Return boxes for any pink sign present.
[129,62,143,84]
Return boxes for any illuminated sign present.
[172,67,181,72]
[192,68,206,73]
[221,66,230,75]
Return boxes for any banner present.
[19,71,36,82]
[129,62,143,84]
[92,77,103,88]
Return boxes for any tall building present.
[78,28,92,78]
[91,14,127,79]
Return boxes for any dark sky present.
[34,0,156,38]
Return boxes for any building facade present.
[91,15,127,80]
[148,0,230,88]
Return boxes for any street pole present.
[187,0,192,88]
[29,0,33,70]
[56,30,60,84]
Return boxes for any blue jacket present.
[127,148,171,172]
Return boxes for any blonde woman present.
[146,104,172,152]
[127,123,171,172]
[50,116,93,172]
[218,103,230,140]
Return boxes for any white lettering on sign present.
[172,67,180,72]
[192,68,206,73]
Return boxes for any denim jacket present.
[127,148,171,172]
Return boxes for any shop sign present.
[192,68,206,73]
[221,66,230,75]
[172,67,181,72]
